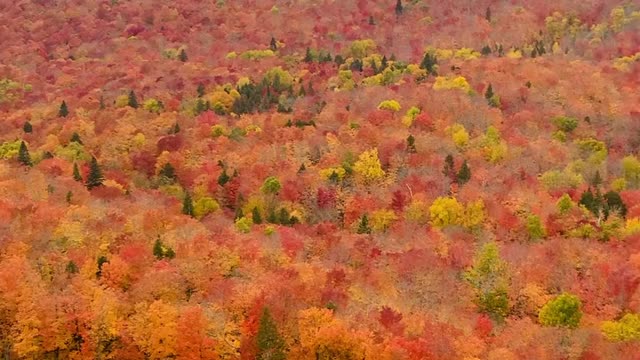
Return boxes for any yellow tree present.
[353,148,385,184]
[429,197,465,228]
[129,300,178,360]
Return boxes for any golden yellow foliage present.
[433,76,472,93]
[353,148,385,183]
[371,209,398,232]
[429,197,465,228]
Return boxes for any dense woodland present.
[1,0,640,359]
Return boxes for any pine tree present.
[395,0,403,15]
[419,52,437,74]
[182,192,194,217]
[99,95,106,109]
[485,84,494,100]
[18,141,32,167]
[70,132,83,145]
[159,163,177,184]
[252,207,263,224]
[357,214,372,234]
[72,162,82,182]
[270,37,278,51]
[481,45,492,55]
[334,54,345,66]
[153,238,164,260]
[457,160,471,185]
[256,308,286,360]
[304,47,313,62]
[443,154,455,179]
[218,169,230,186]
[298,163,306,173]
[407,135,417,153]
[59,101,69,117]
[96,256,108,278]
[591,170,603,188]
[369,15,375,25]
[179,48,188,62]
[197,83,205,98]
[279,208,291,226]
[23,121,32,133]
[128,90,139,109]
[65,260,78,274]
[66,191,73,203]
[485,7,491,22]
[85,157,104,190]
[381,55,388,70]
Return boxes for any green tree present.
[178,48,188,62]
[128,90,139,109]
[395,0,403,15]
[304,47,313,62]
[457,160,471,185]
[70,132,83,145]
[357,214,372,234]
[197,83,205,98]
[85,157,104,190]
[419,52,437,75]
[526,214,546,241]
[270,37,278,52]
[23,121,32,133]
[218,169,230,186]
[65,261,78,274]
[464,242,510,320]
[252,207,263,224]
[153,238,164,260]
[406,135,417,153]
[485,6,491,22]
[481,45,492,55]
[604,190,627,218]
[256,308,285,360]
[72,162,82,182]
[182,192,194,217]
[18,141,32,167]
[158,163,177,184]
[539,293,582,328]
[443,154,455,180]
[58,100,69,117]
[261,176,281,194]
[66,191,73,204]
[484,84,494,100]
[557,193,573,214]
[96,256,108,278]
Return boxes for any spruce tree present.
[395,0,403,15]
[591,170,603,188]
[485,7,491,22]
[304,47,313,62]
[127,90,139,109]
[443,154,455,179]
[197,83,205,98]
[252,207,263,224]
[59,101,69,117]
[159,163,177,184]
[66,191,73,204]
[23,121,32,133]
[182,192,194,217]
[407,135,417,153]
[381,55,388,70]
[99,96,106,110]
[270,37,278,51]
[179,48,188,62]
[369,15,375,25]
[70,132,83,145]
[18,141,32,167]
[85,157,104,190]
[298,163,306,173]
[457,160,471,185]
[218,169,230,186]
[256,308,286,360]
[65,260,79,274]
[485,84,494,100]
[73,162,82,182]
[481,45,492,55]
[357,214,372,234]
[153,238,164,260]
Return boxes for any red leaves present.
[475,314,493,338]
[317,187,337,209]
[157,135,184,153]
